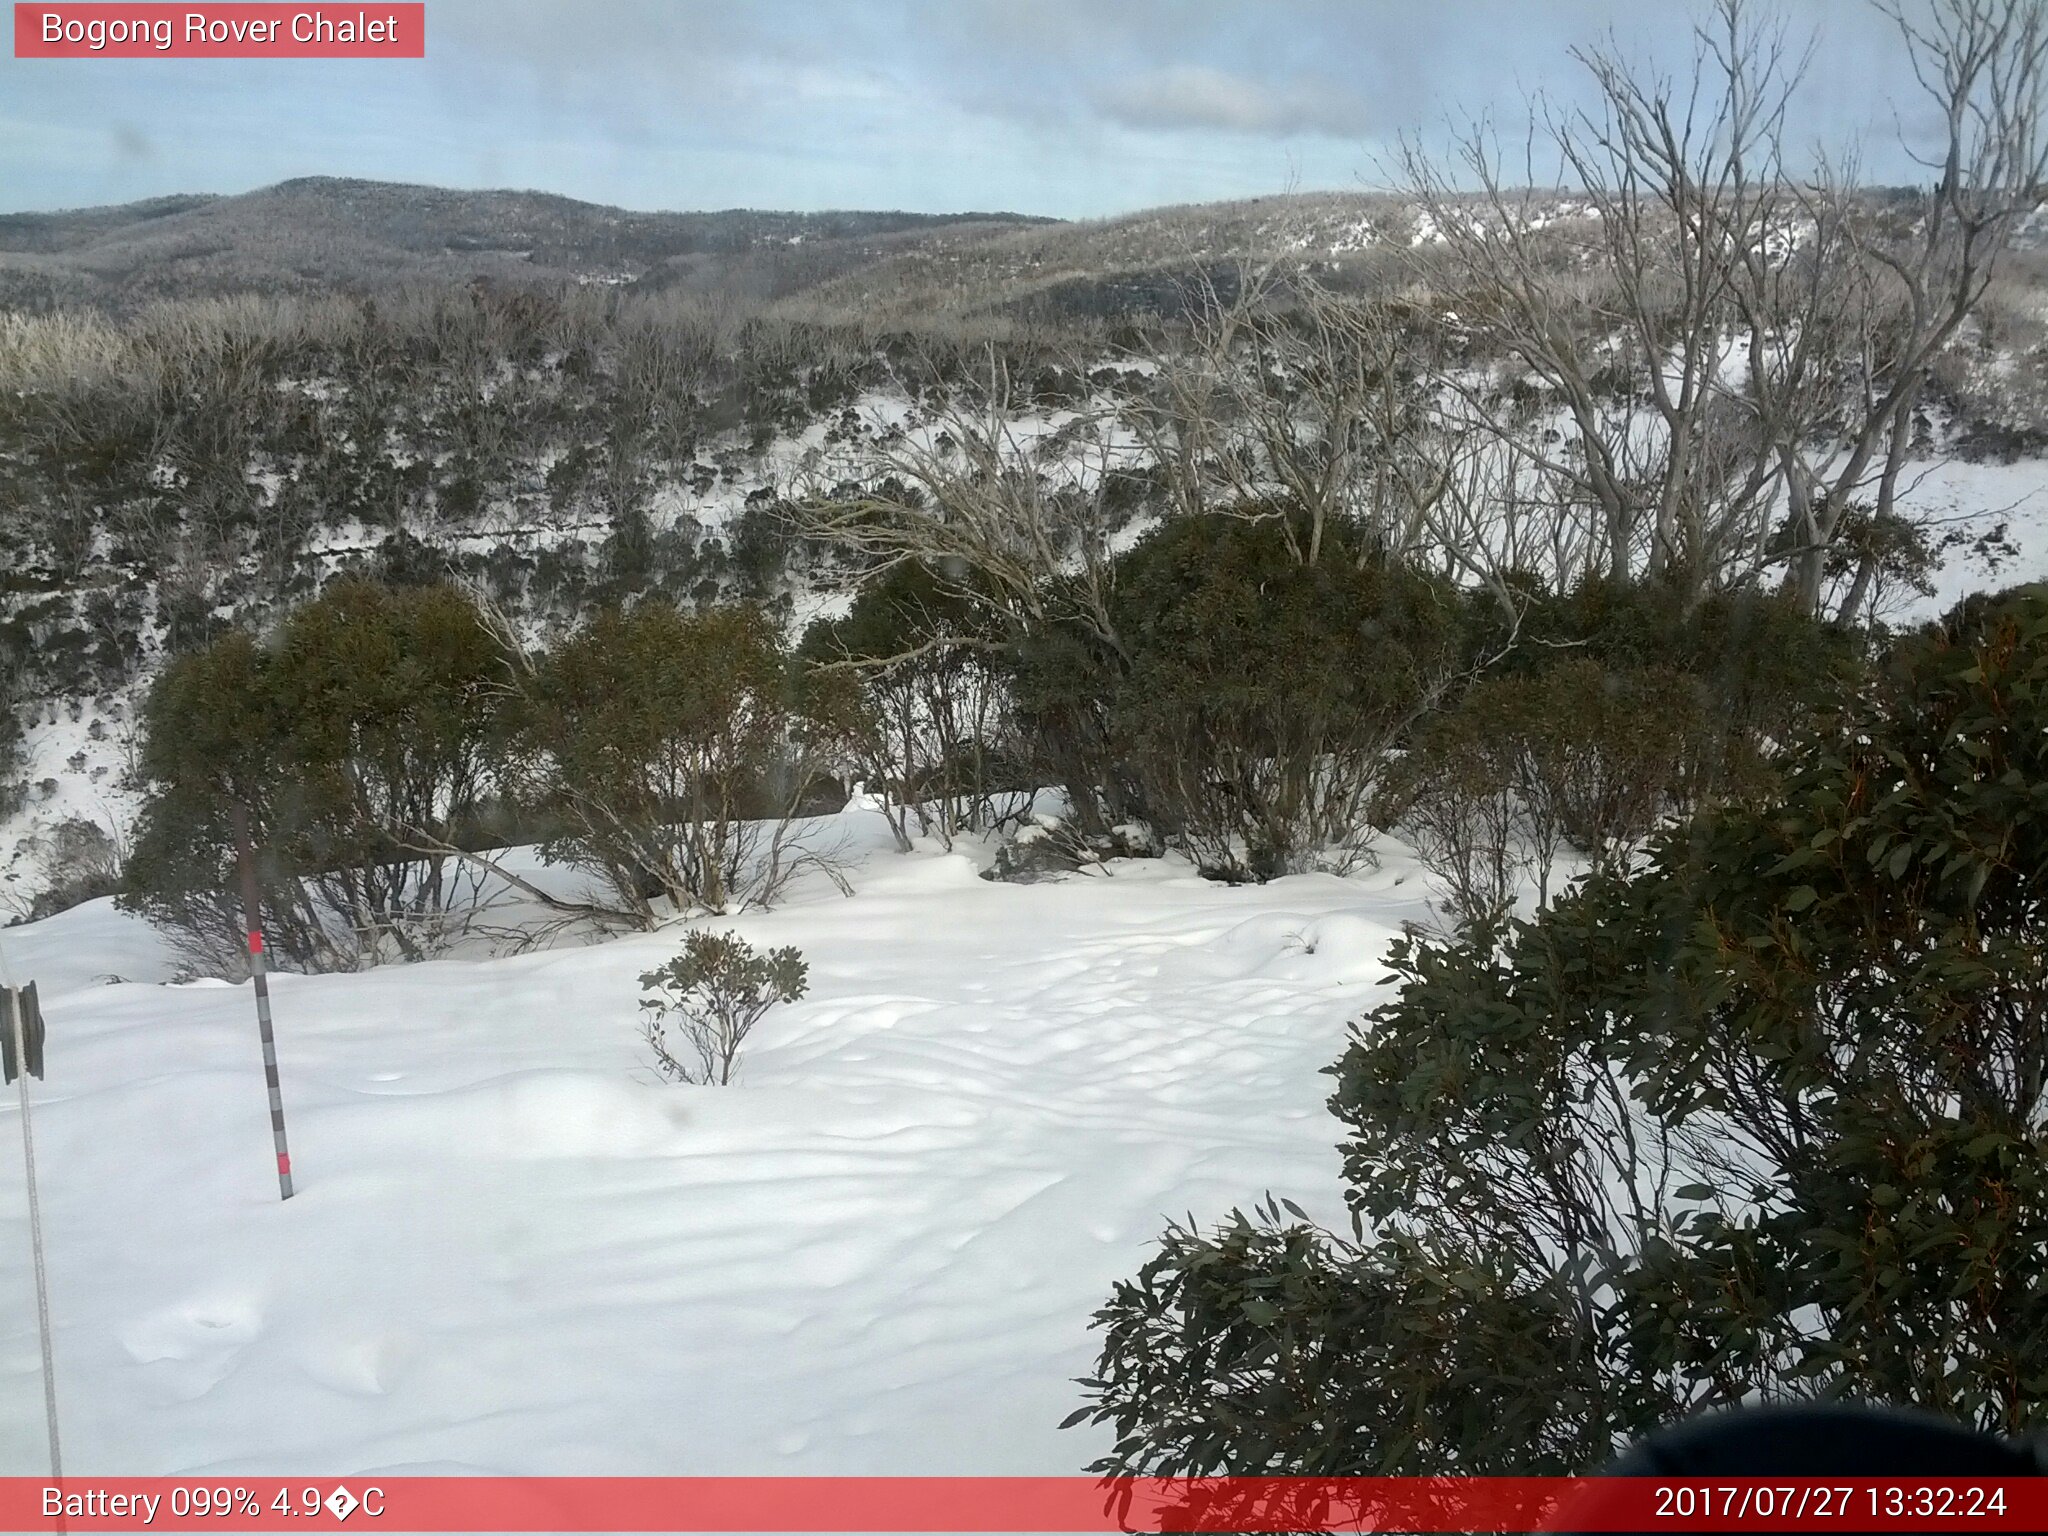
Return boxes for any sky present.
[2,0,1952,219]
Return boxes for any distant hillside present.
[0,179,1446,321]
[0,178,1058,311]
[763,191,1419,323]
[8,177,2048,325]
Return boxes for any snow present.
[0,813,1428,1476]
[1893,453,2048,620]
[1,700,136,924]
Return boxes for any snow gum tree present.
[1398,0,2048,618]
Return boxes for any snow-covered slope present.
[0,814,1427,1475]
[1894,453,2048,616]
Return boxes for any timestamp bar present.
[0,1476,2040,1533]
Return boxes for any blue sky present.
[3,1,1943,217]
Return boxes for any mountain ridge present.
[0,177,1065,311]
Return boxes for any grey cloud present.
[1093,64,1370,138]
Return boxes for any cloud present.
[0,0,1952,220]
[1092,63,1368,138]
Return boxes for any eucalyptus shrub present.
[639,930,809,1086]
[800,560,1020,851]
[1023,510,1464,881]
[1391,658,1713,926]
[506,602,855,920]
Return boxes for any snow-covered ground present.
[1893,453,2048,617]
[0,813,1425,1476]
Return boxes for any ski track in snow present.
[0,814,1431,1475]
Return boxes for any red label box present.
[14,4,425,57]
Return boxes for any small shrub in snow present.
[639,930,808,1086]
[983,815,1159,885]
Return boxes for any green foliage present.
[800,561,1021,848]
[269,578,505,862]
[1098,510,1463,879]
[509,602,848,917]
[726,502,796,600]
[122,630,291,968]
[121,580,508,972]
[1388,579,1860,928]
[1080,584,2048,1474]
[546,442,594,514]
[1501,580,1860,785]
[1082,1198,1628,1476]
[638,929,809,1086]
[1006,610,1141,838]
[1393,658,1717,926]
[598,505,657,595]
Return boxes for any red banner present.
[0,1477,2040,1532]
[13,5,424,58]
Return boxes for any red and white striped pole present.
[231,801,295,1201]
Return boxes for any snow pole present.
[231,802,296,1200]
[0,929,61,1482]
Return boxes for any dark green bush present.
[1392,658,1719,925]
[1093,511,1463,879]
[121,580,508,973]
[800,561,1022,849]
[1079,584,2048,1474]
[1500,579,1861,784]
[507,602,851,918]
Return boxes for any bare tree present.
[1396,0,2048,616]
[1397,0,1796,605]
[1122,259,1431,566]
[1120,256,1587,627]
[795,348,1146,830]
[797,346,1135,659]
[1736,0,2048,610]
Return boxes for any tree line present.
[122,496,1854,972]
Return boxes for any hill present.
[0,179,1455,320]
[0,178,1058,311]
